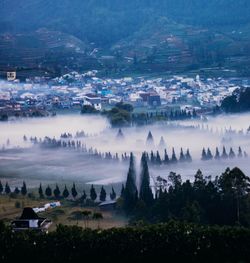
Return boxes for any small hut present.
[11,207,52,232]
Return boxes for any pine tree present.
[150,151,155,164]
[207,148,213,160]
[71,183,78,199]
[0,181,3,194]
[139,152,154,206]
[82,190,87,202]
[5,182,11,194]
[221,146,228,159]
[45,185,52,197]
[90,184,97,201]
[110,187,116,200]
[214,147,220,160]
[63,185,69,198]
[53,184,61,198]
[124,153,138,212]
[21,181,27,196]
[116,128,125,140]
[229,147,235,158]
[179,148,185,162]
[185,149,192,162]
[156,151,162,165]
[164,149,169,164]
[146,131,154,146]
[171,148,178,164]
[238,146,243,158]
[14,187,20,195]
[38,183,44,198]
[158,136,166,149]
[99,186,106,202]
[201,148,207,161]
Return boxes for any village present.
[0,70,248,119]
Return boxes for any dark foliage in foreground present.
[1,221,250,262]
[221,88,250,113]
[122,162,250,227]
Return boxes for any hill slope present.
[1,0,250,77]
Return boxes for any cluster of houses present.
[0,70,249,117]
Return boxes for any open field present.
[0,195,127,230]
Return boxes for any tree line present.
[131,108,198,126]
[30,136,126,163]
[0,221,250,262]
[121,152,250,226]
[0,181,117,203]
[87,102,198,127]
[28,132,248,166]
[201,146,248,160]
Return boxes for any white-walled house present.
[83,94,102,110]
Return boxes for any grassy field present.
[0,195,127,231]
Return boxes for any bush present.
[1,221,250,262]
[81,105,99,114]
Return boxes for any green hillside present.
[1,0,250,77]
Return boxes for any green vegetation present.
[81,105,99,114]
[221,88,250,113]
[2,1,250,76]
[103,102,133,127]
[120,153,250,226]
[104,102,197,127]
[1,221,250,262]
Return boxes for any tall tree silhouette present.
[53,184,61,198]
[201,148,207,161]
[146,131,154,147]
[221,146,228,159]
[21,181,27,196]
[185,149,192,162]
[63,185,69,198]
[99,186,106,202]
[45,185,52,197]
[38,183,44,198]
[110,187,116,200]
[90,184,97,201]
[164,149,170,164]
[179,148,185,162]
[124,153,138,213]
[215,147,220,160]
[71,183,78,199]
[139,152,154,206]
[171,148,178,164]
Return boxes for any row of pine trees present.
[201,146,247,161]
[0,181,117,202]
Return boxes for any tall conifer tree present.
[139,152,154,206]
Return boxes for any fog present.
[1,113,250,188]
